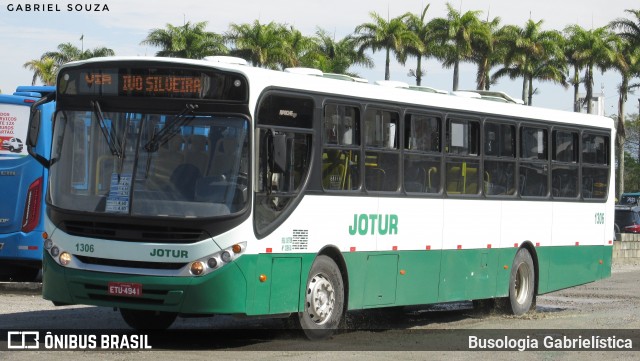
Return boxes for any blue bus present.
[0,86,54,281]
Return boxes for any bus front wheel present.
[298,255,345,340]
[507,248,536,315]
[119,308,177,330]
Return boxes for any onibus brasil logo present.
[7,331,151,350]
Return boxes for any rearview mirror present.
[26,92,55,168]
[27,108,41,148]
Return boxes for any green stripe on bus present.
[42,245,612,315]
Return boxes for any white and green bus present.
[28,56,614,339]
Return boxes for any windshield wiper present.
[144,103,199,153]
[92,100,122,159]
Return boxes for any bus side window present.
[519,126,549,197]
[484,122,516,196]
[582,133,609,199]
[322,104,361,191]
[404,113,441,194]
[445,118,479,195]
[364,108,399,192]
[551,130,579,198]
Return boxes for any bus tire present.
[119,308,177,330]
[298,255,344,340]
[507,248,536,315]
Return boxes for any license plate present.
[108,282,142,297]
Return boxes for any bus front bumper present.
[42,251,249,315]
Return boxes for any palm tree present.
[43,42,115,65]
[428,3,484,91]
[304,28,374,75]
[23,57,57,85]
[470,16,503,90]
[353,12,422,80]
[25,41,115,85]
[141,21,227,59]
[564,25,618,114]
[403,4,434,86]
[493,19,565,105]
[564,27,587,112]
[610,9,640,198]
[611,9,640,46]
[226,20,290,69]
[280,26,316,69]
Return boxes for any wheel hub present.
[305,274,335,325]
[514,263,531,304]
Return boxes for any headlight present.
[59,252,72,266]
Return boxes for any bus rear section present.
[0,86,54,280]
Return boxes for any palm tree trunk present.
[476,60,486,90]
[385,47,391,80]
[528,76,534,106]
[416,56,423,86]
[573,65,580,112]
[586,66,594,114]
[521,78,528,105]
[616,77,628,200]
[452,60,459,91]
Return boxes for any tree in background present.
[305,28,374,75]
[279,26,317,69]
[493,19,565,105]
[623,151,640,193]
[23,40,114,85]
[429,3,484,91]
[353,12,422,80]
[609,9,640,198]
[43,42,115,65]
[564,26,587,112]
[22,57,57,85]
[470,15,503,91]
[226,20,292,69]
[564,25,618,114]
[141,21,227,59]
[403,4,435,86]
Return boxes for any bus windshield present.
[49,109,249,218]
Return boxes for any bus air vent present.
[61,221,206,243]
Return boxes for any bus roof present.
[15,85,55,96]
[59,56,615,132]
[0,86,55,105]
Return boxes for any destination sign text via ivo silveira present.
[83,73,203,97]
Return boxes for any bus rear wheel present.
[298,255,345,340]
[507,248,536,315]
[119,308,177,330]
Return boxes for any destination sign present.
[58,65,247,101]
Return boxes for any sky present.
[0,0,638,114]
